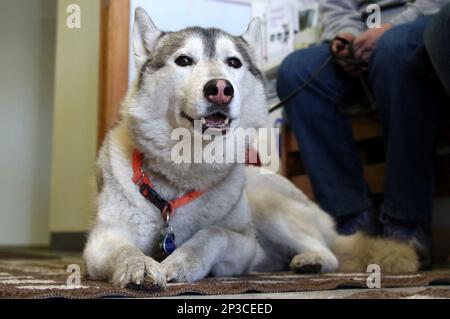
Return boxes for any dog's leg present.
[257,220,339,273]
[288,238,339,274]
[248,188,339,273]
[161,226,257,283]
[84,227,167,289]
[270,215,339,273]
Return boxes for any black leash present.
[269,36,371,113]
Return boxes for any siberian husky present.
[83,7,418,289]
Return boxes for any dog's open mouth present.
[181,111,232,134]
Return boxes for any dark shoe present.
[381,213,433,269]
[336,209,380,236]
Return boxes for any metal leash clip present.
[160,204,176,255]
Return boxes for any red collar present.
[132,150,204,221]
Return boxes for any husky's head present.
[126,8,267,168]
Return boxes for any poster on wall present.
[264,0,297,69]
[294,0,320,49]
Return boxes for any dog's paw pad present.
[294,263,322,274]
[290,252,324,274]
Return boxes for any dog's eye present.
[227,57,242,69]
[175,55,193,67]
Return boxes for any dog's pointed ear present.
[243,17,263,69]
[133,7,161,69]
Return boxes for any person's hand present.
[331,32,363,77]
[353,23,392,63]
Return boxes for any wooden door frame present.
[98,0,131,148]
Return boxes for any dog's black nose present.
[203,79,234,105]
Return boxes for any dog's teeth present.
[224,118,230,125]
[201,117,207,125]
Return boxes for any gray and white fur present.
[84,8,418,290]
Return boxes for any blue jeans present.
[277,17,446,221]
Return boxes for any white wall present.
[49,0,99,233]
[0,0,57,246]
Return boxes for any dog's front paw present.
[161,251,208,283]
[112,255,167,290]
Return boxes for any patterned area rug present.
[346,288,450,299]
[1,260,450,299]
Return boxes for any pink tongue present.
[205,114,226,126]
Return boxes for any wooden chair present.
[281,113,450,199]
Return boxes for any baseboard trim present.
[50,232,87,252]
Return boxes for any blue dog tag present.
[160,232,176,255]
